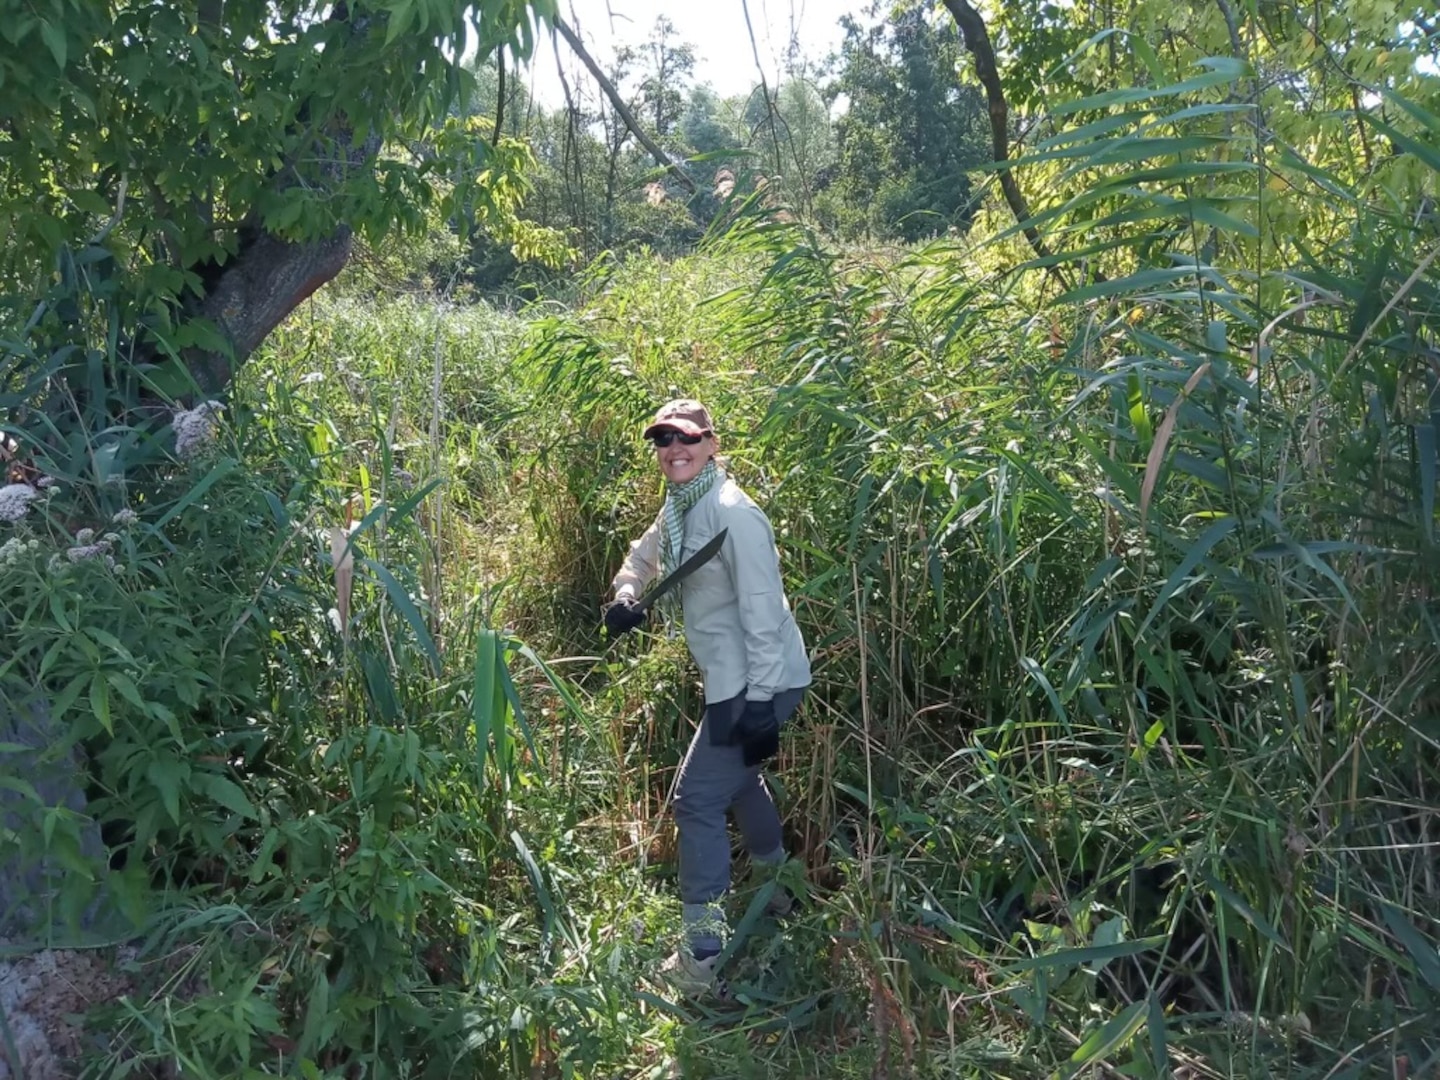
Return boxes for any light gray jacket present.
[613,473,811,705]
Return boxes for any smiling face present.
[654,431,714,485]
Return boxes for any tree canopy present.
[822,2,989,241]
[0,0,555,395]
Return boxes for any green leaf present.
[1379,902,1440,992]
[297,965,333,1059]
[195,773,256,819]
[1072,430,1141,503]
[512,640,594,737]
[497,651,540,767]
[717,879,780,968]
[1131,35,1165,84]
[1015,134,1232,170]
[473,629,497,791]
[39,19,66,69]
[338,479,444,565]
[146,758,185,824]
[1019,657,1067,722]
[1147,993,1170,1076]
[89,674,112,734]
[489,639,512,785]
[1204,873,1287,948]
[363,558,440,673]
[1137,517,1239,640]
[70,189,113,216]
[1050,57,1253,117]
[1067,1001,1147,1075]
[0,775,42,803]
[48,591,73,633]
[248,829,282,883]
[154,457,238,529]
[1364,115,1440,176]
[50,675,88,724]
[1058,266,1208,305]
[1416,423,1435,544]
[103,671,145,711]
[511,830,557,938]
[1128,372,1153,450]
[1034,110,1150,151]
[1379,86,1440,137]
[1005,935,1167,974]
[1252,519,1360,616]
[384,0,416,45]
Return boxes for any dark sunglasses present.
[648,430,707,448]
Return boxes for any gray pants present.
[674,686,806,954]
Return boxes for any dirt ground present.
[0,943,136,1079]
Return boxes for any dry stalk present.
[1140,362,1212,527]
[852,563,877,886]
[427,324,445,645]
[329,524,355,644]
[1336,239,1440,381]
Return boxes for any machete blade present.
[634,527,728,612]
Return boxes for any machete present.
[634,527,728,613]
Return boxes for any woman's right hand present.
[603,597,647,636]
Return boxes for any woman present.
[604,398,811,995]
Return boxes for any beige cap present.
[642,398,714,439]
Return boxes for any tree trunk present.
[940,0,1071,290]
[184,227,355,397]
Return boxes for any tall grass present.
[491,61,1440,1078]
[6,47,1437,1080]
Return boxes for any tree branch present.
[493,47,506,147]
[1213,0,1244,63]
[554,16,696,194]
[740,0,784,177]
[940,0,1070,290]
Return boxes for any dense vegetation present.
[2,0,1438,1077]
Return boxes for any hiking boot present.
[660,948,730,1000]
[765,884,797,919]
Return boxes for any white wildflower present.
[0,483,37,523]
[35,475,58,490]
[300,371,324,385]
[1,536,24,564]
[112,508,139,526]
[66,529,116,565]
[102,532,120,545]
[173,400,223,460]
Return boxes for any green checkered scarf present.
[662,460,720,582]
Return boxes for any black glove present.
[603,597,647,636]
[735,698,780,767]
